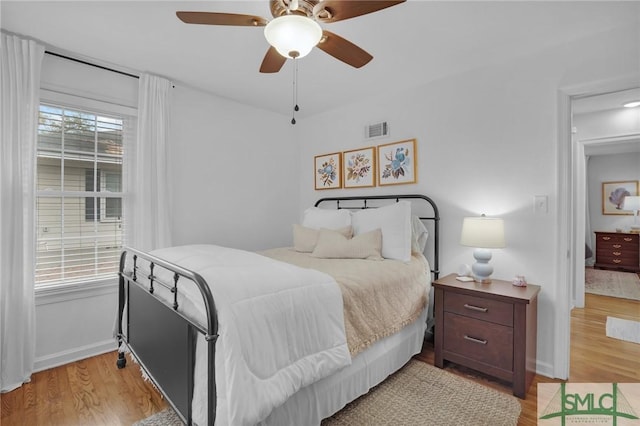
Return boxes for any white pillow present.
[302,207,352,230]
[351,201,412,262]
[293,224,353,253]
[311,228,383,260]
[411,215,429,254]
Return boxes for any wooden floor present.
[2,292,639,425]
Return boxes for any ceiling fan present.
[176,0,406,73]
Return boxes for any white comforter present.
[146,245,351,426]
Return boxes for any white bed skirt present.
[259,308,428,426]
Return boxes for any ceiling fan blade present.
[260,46,287,73]
[316,30,373,69]
[315,1,405,23]
[176,11,268,27]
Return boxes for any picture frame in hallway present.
[602,180,639,215]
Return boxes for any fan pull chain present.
[291,58,299,125]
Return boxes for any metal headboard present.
[314,194,440,280]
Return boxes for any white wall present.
[575,108,640,141]
[587,153,640,234]
[296,24,639,377]
[168,84,299,251]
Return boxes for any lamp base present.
[471,248,494,284]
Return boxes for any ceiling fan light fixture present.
[264,15,322,59]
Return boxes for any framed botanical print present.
[377,139,417,186]
[602,180,639,215]
[314,152,342,190]
[343,147,376,188]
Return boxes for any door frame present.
[555,77,639,379]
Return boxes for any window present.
[36,103,127,286]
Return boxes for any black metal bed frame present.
[116,194,440,426]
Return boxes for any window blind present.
[35,103,128,286]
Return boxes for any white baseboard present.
[536,360,555,379]
[34,339,117,373]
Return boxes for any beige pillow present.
[293,224,353,252]
[311,228,383,260]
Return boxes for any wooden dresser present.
[594,231,640,273]
[433,274,540,399]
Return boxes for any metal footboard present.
[117,247,219,426]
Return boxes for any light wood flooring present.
[2,292,638,425]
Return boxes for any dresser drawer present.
[596,243,639,254]
[595,254,639,268]
[596,233,639,246]
[443,291,513,326]
[443,312,513,371]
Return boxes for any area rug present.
[585,268,640,301]
[133,359,521,426]
[606,316,640,344]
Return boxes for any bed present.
[116,194,440,426]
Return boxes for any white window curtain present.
[124,73,172,251]
[0,33,45,392]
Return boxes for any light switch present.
[534,195,548,214]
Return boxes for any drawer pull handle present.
[624,238,632,242]
[613,259,622,264]
[602,236,611,240]
[464,335,488,345]
[463,303,488,313]
[613,244,622,249]
[613,252,621,256]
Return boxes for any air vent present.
[365,121,389,139]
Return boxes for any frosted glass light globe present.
[264,15,322,59]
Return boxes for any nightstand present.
[433,273,541,399]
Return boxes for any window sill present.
[35,276,118,306]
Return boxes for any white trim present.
[40,88,137,117]
[555,89,572,380]
[36,277,117,305]
[33,339,116,373]
[556,75,640,380]
[536,360,555,379]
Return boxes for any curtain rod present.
[45,50,139,80]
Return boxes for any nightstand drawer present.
[443,291,513,326]
[443,312,513,371]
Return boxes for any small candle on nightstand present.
[512,275,527,287]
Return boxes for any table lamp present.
[622,195,640,233]
[460,215,506,283]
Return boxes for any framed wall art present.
[377,139,417,186]
[314,152,342,190]
[602,180,639,215]
[343,146,376,188]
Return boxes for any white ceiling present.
[572,88,640,115]
[1,1,639,118]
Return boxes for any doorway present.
[566,87,640,379]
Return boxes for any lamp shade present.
[622,195,640,211]
[264,15,322,59]
[460,216,506,249]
